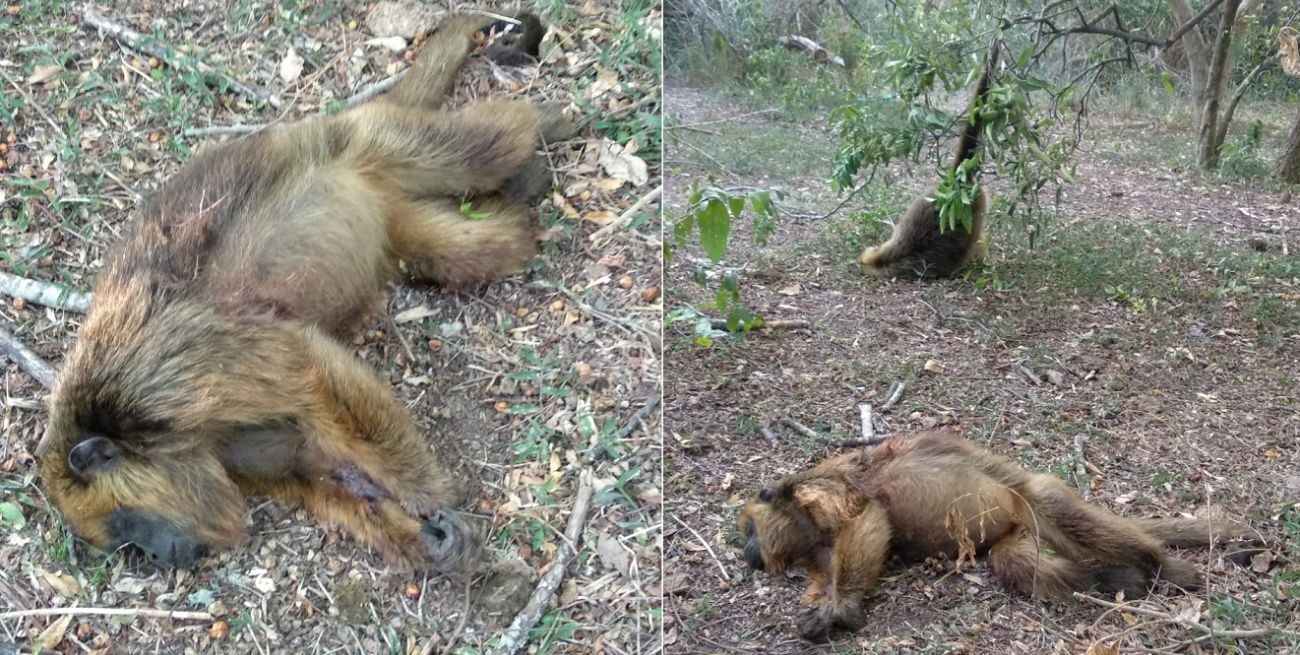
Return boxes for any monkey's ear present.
[68,435,122,477]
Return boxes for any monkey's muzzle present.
[106,508,211,568]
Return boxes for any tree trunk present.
[1275,106,1300,184]
[1197,0,1241,169]
[1168,0,1212,134]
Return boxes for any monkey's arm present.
[384,13,503,110]
[801,546,834,604]
[797,503,892,642]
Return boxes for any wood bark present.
[1198,0,1242,168]
[1275,104,1300,183]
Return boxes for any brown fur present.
[858,45,997,280]
[738,431,1255,642]
[41,12,574,573]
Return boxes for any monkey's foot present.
[796,604,864,643]
[538,101,580,143]
[1223,539,1271,568]
[418,509,482,574]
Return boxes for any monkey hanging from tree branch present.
[40,11,573,573]
[857,42,999,280]
[738,430,1264,642]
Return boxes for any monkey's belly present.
[876,465,1020,560]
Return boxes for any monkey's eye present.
[68,435,122,478]
[757,487,777,503]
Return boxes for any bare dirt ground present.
[663,82,1299,654]
[0,2,662,653]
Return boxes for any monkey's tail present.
[385,13,528,110]
[1140,517,1250,548]
[949,41,999,180]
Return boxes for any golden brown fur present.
[41,12,572,572]
[738,431,1253,642]
[858,46,996,279]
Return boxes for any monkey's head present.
[40,315,247,569]
[737,482,823,575]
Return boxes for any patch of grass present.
[670,120,837,180]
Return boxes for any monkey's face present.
[737,484,822,576]
[42,430,245,568]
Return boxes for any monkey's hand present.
[420,509,483,575]
[796,604,865,643]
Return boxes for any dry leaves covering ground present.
[664,83,1299,654]
[0,1,662,653]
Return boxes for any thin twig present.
[181,124,263,138]
[590,186,662,243]
[1072,593,1275,640]
[0,607,212,621]
[487,471,594,655]
[670,514,729,582]
[0,271,91,313]
[82,10,281,108]
[709,319,810,331]
[880,381,906,410]
[0,326,57,388]
[782,418,819,439]
[343,70,407,108]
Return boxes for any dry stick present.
[181,124,262,138]
[0,607,212,621]
[758,425,780,447]
[343,70,407,108]
[858,404,874,443]
[1072,593,1274,640]
[589,185,662,243]
[783,418,818,439]
[613,390,661,440]
[670,514,729,582]
[1073,434,1091,500]
[880,381,906,410]
[82,11,281,108]
[487,472,594,655]
[708,319,810,331]
[0,326,57,388]
[1018,365,1043,386]
[0,272,91,313]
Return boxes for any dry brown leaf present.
[923,359,943,374]
[27,64,61,85]
[582,210,618,226]
[279,47,304,82]
[39,569,81,598]
[37,614,72,650]
[776,283,801,296]
[597,140,649,186]
[1084,643,1119,655]
[596,534,631,577]
[393,305,435,323]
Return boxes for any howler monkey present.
[858,44,997,279]
[41,12,574,572]
[739,431,1256,642]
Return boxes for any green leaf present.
[459,201,491,220]
[697,200,731,263]
[0,502,24,529]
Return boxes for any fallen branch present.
[589,186,662,243]
[487,471,594,655]
[1073,434,1091,500]
[758,425,780,447]
[783,418,819,439]
[1072,592,1276,641]
[0,607,212,621]
[181,124,263,138]
[859,404,874,443]
[343,70,407,108]
[613,390,661,440]
[0,271,91,313]
[782,35,846,66]
[671,514,729,582]
[1018,364,1043,386]
[83,10,281,108]
[0,326,57,388]
[709,319,810,331]
[880,381,906,411]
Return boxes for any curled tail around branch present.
[950,40,1000,181]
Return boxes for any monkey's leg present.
[986,529,1095,598]
[1026,474,1202,590]
[389,195,536,290]
[337,101,544,198]
[797,504,891,642]
[384,14,502,110]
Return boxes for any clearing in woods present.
[663,80,1299,653]
[0,2,662,653]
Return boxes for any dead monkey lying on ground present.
[40,12,573,572]
[857,45,997,279]
[739,431,1257,642]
